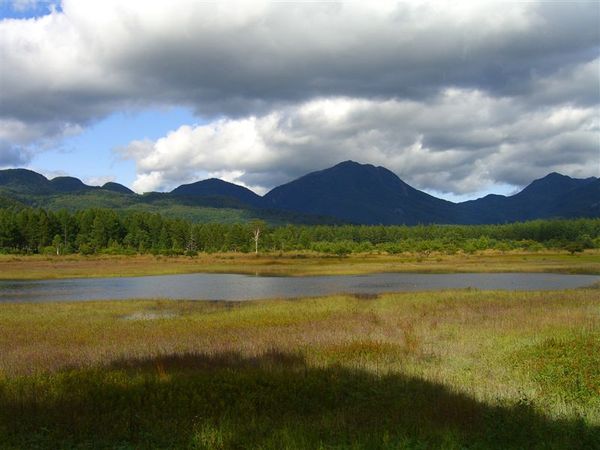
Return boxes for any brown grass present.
[0,249,599,280]
[1,289,598,421]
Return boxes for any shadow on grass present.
[1,351,598,449]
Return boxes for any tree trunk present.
[253,228,260,254]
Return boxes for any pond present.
[0,272,598,302]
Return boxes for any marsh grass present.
[0,289,599,448]
[517,333,600,406]
[0,250,599,280]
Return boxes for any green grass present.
[517,333,600,407]
[2,355,597,449]
[0,289,599,448]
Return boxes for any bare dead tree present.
[185,228,197,254]
[253,226,260,254]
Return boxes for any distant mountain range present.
[0,169,134,195]
[264,161,598,224]
[0,168,333,225]
[0,161,598,224]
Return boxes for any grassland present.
[1,249,599,280]
[0,289,598,448]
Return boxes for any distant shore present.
[1,250,599,280]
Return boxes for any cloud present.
[0,142,30,167]
[119,87,600,195]
[36,168,67,179]
[0,117,83,166]
[85,175,115,186]
[1,1,598,195]
[1,2,598,137]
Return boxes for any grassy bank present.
[1,250,599,280]
[0,289,598,448]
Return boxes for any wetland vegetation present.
[1,250,599,280]
[0,289,598,448]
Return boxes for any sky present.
[0,0,599,202]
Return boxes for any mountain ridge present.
[0,162,597,224]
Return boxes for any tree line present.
[0,207,598,256]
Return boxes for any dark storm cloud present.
[96,1,600,118]
[2,1,598,122]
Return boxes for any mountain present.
[50,176,92,193]
[0,170,94,195]
[459,172,598,223]
[0,168,334,225]
[516,172,594,199]
[0,164,598,225]
[0,168,52,194]
[264,161,598,224]
[264,161,458,224]
[0,171,136,197]
[547,178,600,218]
[171,178,264,208]
[102,182,135,195]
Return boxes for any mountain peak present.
[171,177,263,207]
[332,160,380,171]
[264,161,453,224]
[201,178,235,185]
[539,172,571,181]
[334,160,363,167]
[518,171,593,200]
[50,176,90,192]
[0,168,50,194]
[0,168,48,183]
[102,181,135,195]
[540,171,597,183]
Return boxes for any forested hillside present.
[0,169,336,225]
[1,207,598,256]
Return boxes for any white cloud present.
[85,175,115,187]
[119,88,600,195]
[35,168,66,179]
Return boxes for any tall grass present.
[0,289,599,448]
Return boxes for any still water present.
[0,272,598,302]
